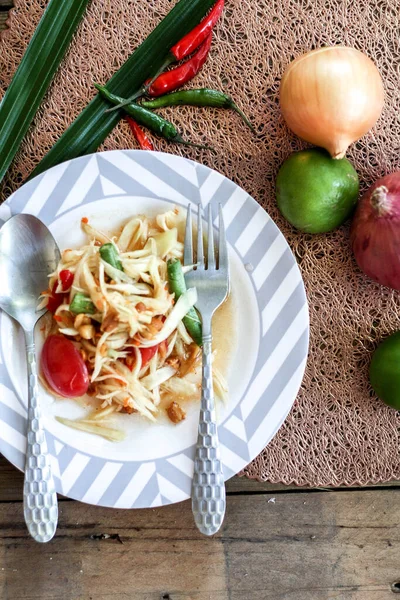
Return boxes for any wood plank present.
[2,455,400,502]
[226,474,400,494]
[0,457,23,502]
[0,490,399,599]
[223,490,400,600]
[0,455,297,502]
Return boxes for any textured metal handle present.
[23,331,58,543]
[192,327,226,536]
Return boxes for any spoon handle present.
[23,330,58,543]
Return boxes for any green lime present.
[370,332,400,411]
[276,148,359,233]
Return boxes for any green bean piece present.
[167,259,202,347]
[100,243,123,272]
[70,293,96,315]
[141,88,256,132]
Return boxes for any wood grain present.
[0,455,322,504]
[1,490,399,599]
[226,475,400,493]
[2,455,400,502]
[0,455,301,502]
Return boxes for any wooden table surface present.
[1,456,400,599]
[1,2,400,598]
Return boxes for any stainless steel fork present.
[184,203,230,536]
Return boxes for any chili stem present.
[105,87,145,112]
[105,54,175,113]
[230,103,256,133]
[174,136,215,151]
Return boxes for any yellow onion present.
[279,47,384,159]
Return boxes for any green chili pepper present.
[94,84,213,150]
[100,243,123,272]
[70,293,96,315]
[141,88,255,132]
[167,259,202,347]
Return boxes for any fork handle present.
[23,329,58,543]
[192,325,226,536]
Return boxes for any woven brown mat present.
[1,0,400,487]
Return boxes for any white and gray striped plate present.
[0,150,309,508]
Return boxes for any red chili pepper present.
[139,340,168,368]
[148,33,213,98]
[59,269,74,291]
[126,117,154,151]
[171,0,224,61]
[46,283,64,314]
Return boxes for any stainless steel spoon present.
[0,214,60,542]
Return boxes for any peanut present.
[151,316,164,331]
[167,401,186,424]
[78,324,95,340]
[144,316,164,338]
[100,310,119,333]
[61,313,75,329]
[74,314,91,329]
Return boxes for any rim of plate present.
[0,150,309,509]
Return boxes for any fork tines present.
[184,203,227,272]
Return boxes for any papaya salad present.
[39,209,228,441]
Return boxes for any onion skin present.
[280,47,385,159]
[351,172,400,290]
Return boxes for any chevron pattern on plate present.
[0,150,309,509]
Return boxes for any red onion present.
[351,172,400,290]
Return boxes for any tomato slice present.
[41,335,89,398]
[46,271,73,313]
[139,346,158,367]
[59,269,74,291]
[139,340,167,367]
[45,283,61,313]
